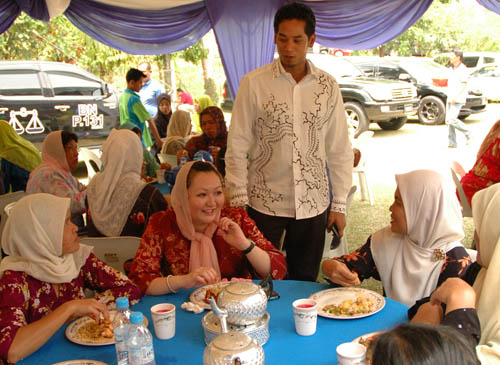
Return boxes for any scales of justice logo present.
[9,107,45,134]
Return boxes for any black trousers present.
[248,207,327,282]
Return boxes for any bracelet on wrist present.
[241,240,256,255]
[166,274,178,293]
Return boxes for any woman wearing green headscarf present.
[192,95,214,134]
[0,120,41,192]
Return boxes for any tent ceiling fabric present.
[1,0,499,98]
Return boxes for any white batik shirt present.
[225,59,353,219]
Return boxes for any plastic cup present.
[336,342,367,365]
[292,298,318,336]
[156,169,166,184]
[150,303,175,340]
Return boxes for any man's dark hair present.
[453,49,463,61]
[176,88,183,92]
[126,68,146,83]
[274,2,316,38]
[370,323,478,365]
[138,61,152,71]
[61,130,78,147]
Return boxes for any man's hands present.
[327,211,346,237]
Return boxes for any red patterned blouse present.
[0,253,141,362]
[461,137,500,206]
[129,206,287,294]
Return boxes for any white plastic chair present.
[323,185,358,258]
[80,236,141,274]
[353,131,374,205]
[450,161,472,218]
[0,191,25,248]
[79,148,102,179]
[158,153,178,167]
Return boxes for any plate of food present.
[309,287,385,319]
[189,282,232,310]
[352,331,383,362]
[142,176,158,184]
[65,311,148,346]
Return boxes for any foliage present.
[355,0,500,57]
[204,77,219,105]
[179,42,209,65]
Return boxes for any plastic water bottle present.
[127,312,155,365]
[113,297,132,365]
[180,156,187,166]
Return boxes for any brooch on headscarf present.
[432,248,446,262]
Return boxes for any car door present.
[43,69,119,140]
[0,68,61,143]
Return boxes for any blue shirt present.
[139,78,165,118]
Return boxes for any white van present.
[433,52,500,72]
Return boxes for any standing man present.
[119,68,162,150]
[446,50,472,148]
[225,2,353,281]
[138,61,165,118]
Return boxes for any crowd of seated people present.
[3,89,500,364]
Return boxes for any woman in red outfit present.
[129,161,286,295]
[0,194,141,363]
[461,119,500,206]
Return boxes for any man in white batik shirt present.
[225,2,353,281]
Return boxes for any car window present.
[46,71,103,96]
[307,54,365,78]
[462,56,479,68]
[377,64,400,80]
[0,71,42,96]
[483,57,495,64]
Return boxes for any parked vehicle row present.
[0,61,120,147]
[348,56,487,125]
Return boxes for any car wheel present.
[377,117,407,131]
[418,95,446,125]
[344,102,369,138]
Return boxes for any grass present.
[319,182,475,294]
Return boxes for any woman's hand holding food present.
[64,298,109,323]
[180,267,219,289]
[322,259,361,287]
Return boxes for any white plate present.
[52,361,108,365]
[352,330,383,346]
[65,311,147,346]
[189,282,231,310]
[309,287,385,319]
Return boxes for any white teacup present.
[151,303,176,340]
[336,342,367,365]
[292,298,318,336]
[156,169,166,184]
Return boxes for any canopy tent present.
[2,0,500,99]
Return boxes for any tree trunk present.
[199,39,209,83]
[161,54,175,96]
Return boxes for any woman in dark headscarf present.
[182,106,228,162]
[154,93,172,139]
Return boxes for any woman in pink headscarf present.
[26,131,86,228]
[129,161,286,295]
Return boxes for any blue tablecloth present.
[20,281,408,364]
[153,182,172,195]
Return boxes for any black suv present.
[307,53,419,136]
[0,61,120,147]
[349,57,487,125]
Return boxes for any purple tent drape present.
[477,0,500,14]
[206,0,282,99]
[1,0,500,98]
[65,0,211,55]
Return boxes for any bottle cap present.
[130,311,143,324]
[116,297,129,310]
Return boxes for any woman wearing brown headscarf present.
[182,106,228,162]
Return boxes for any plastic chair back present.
[450,165,472,218]
[0,191,25,249]
[79,148,102,179]
[80,236,141,274]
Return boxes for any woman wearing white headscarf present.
[160,110,192,155]
[86,129,167,238]
[0,194,141,363]
[322,170,471,306]
[26,130,86,228]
